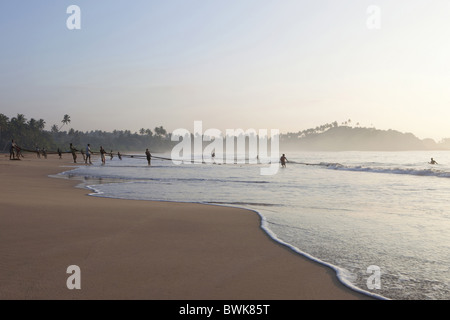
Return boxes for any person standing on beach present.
[100,146,106,164]
[15,143,24,159]
[9,140,16,160]
[42,147,47,159]
[145,148,151,166]
[85,144,92,164]
[9,140,21,160]
[110,150,114,160]
[36,145,41,159]
[69,143,77,163]
[117,151,122,160]
[57,148,62,159]
[280,154,288,168]
[80,148,86,162]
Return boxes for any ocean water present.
[58,150,450,300]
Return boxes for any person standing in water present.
[85,144,92,164]
[429,158,438,165]
[280,154,288,168]
[145,148,151,166]
[100,146,106,164]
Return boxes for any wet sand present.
[0,154,372,299]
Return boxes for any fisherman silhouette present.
[145,148,151,165]
[280,154,288,168]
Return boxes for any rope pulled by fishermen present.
[9,143,284,167]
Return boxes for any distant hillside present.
[281,126,448,151]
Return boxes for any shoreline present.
[58,163,386,300]
[0,153,373,300]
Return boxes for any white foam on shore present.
[255,208,389,300]
[83,182,388,300]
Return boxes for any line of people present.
[69,143,130,165]
[34,146,48,159]
[10,138,277,168]
[7,140,147,166]
[8,139,54,160]
[7,137,283,168]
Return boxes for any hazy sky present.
[1,1,450,140]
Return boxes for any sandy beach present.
[0,153,371,300]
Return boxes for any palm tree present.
[37,119,46,131]
[0,113,9,145]
[17,114,26,123]
[154,126,167,138]
[8,114,26,144]
[12,114,26,127]
[28,118,37,130]
[60,114,71,130]
[11,114,26,133]
[51,124,59,133]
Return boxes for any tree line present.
[0,113,175,153]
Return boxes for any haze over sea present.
[59,150,450,300]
